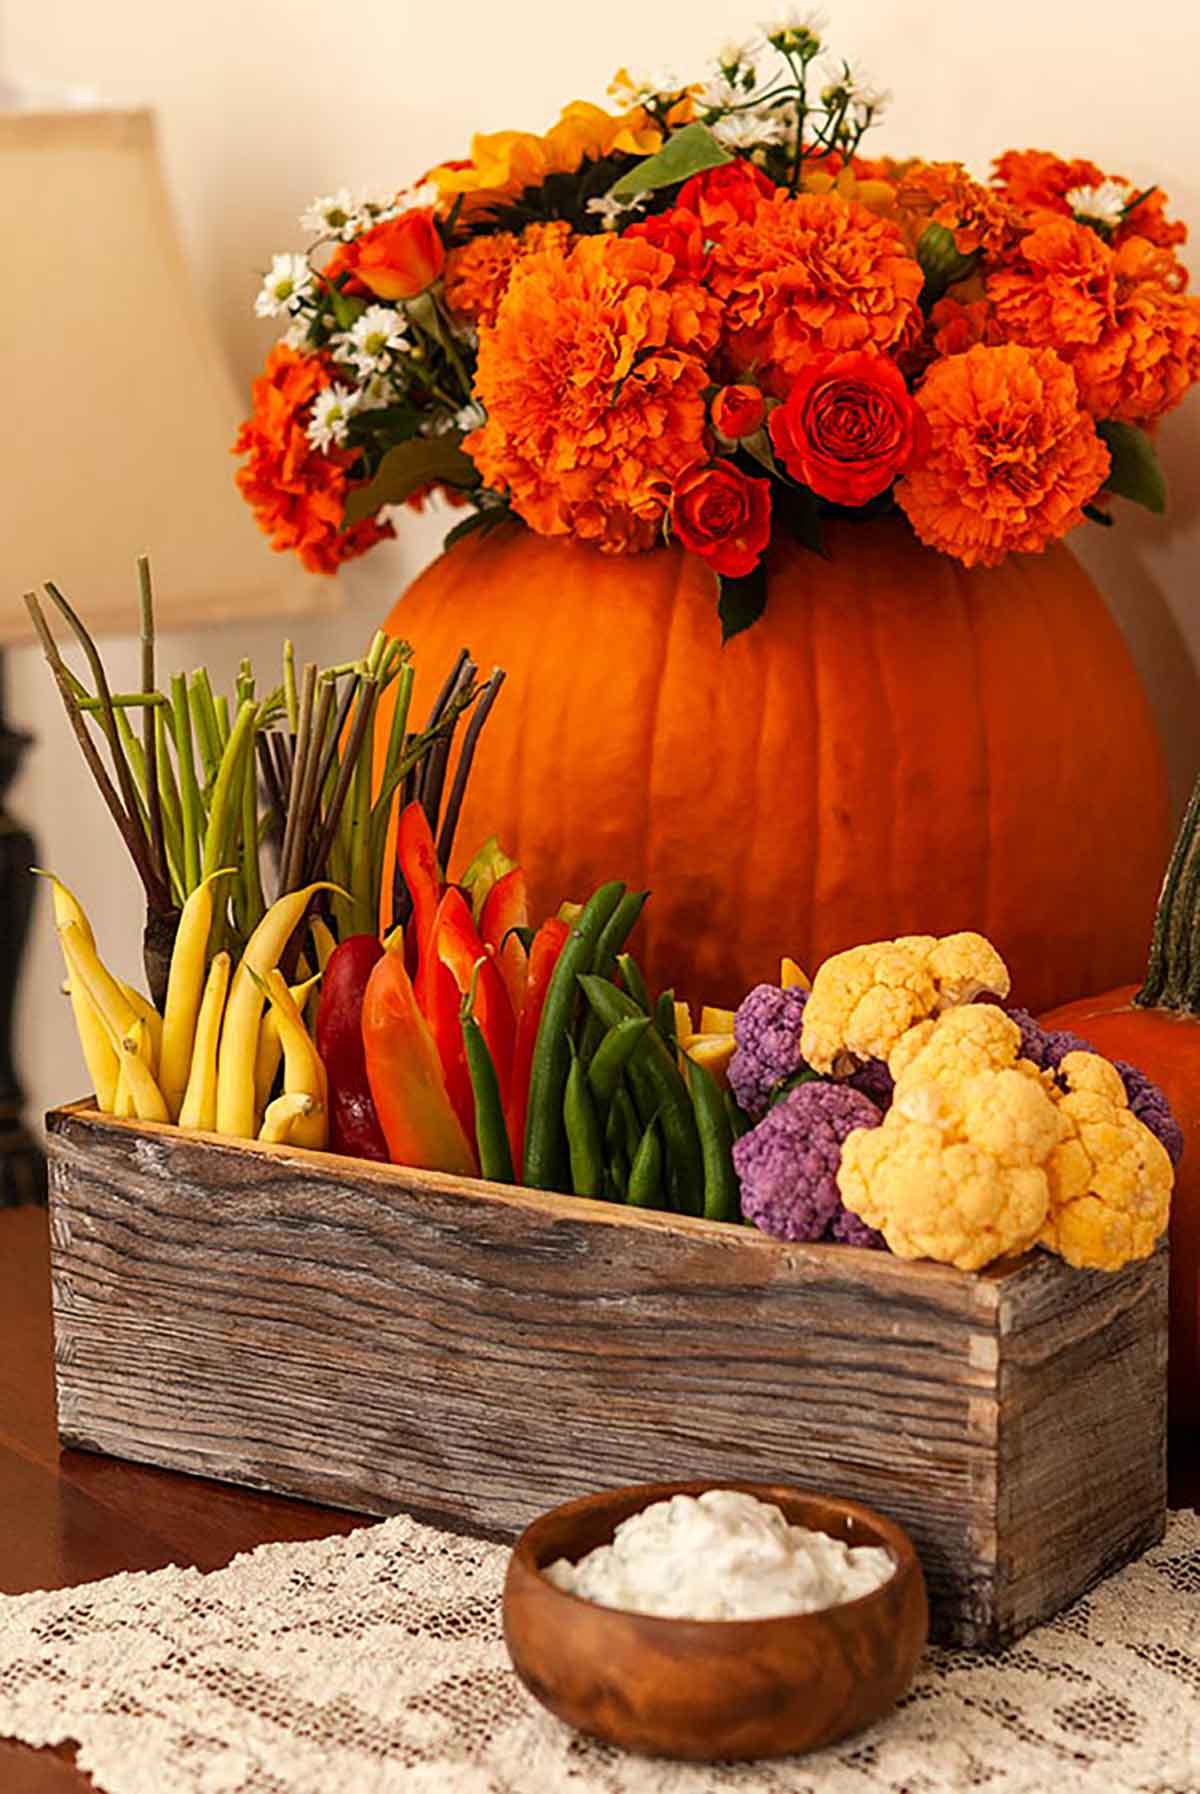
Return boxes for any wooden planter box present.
[46,1102,1167,1648]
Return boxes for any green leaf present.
[774,480,826,556]
[718,561,768,643]
[343,435,479,528]
[608,124,732,199]
[442,505,512,553]
[1097,420,1167,515]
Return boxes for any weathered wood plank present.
[46,1104,1167,1648]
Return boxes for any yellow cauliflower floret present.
[801,931,1011,1074]
[836,1005,1061,1270]
[1041,1050,1173,1271]
[888,1003,1028,1087]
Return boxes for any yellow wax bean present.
[259,969,328,1150]
[40,873,117,1110]
[259,1092,319,1145]
[160,870,233,1121]
[115,1018,171,1124]
[253,973,320,1120]
[310,917,336,974]
[178,952,231,1133]
[215,883,338,1139]
[120,983,163,1077]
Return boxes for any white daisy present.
[609,65,683,108]
[711,104,793,150]
[358,372,403,411]
[1067,179,1131,230]
[762,7,827,55]
[454,401,486,433]
[820,59,890,116]
[283,315,314,350]
[717,37,758,77]
[306,385,358,453]
[299,188,369,241]
[335,305,409,374]
[585,190,650,230]
[254,253,314,319]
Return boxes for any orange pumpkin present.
[1041,785,1200,1428]
[382,516,1168,1015]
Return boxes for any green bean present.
[587,1016,651,1104]
[523,881,626,1190]
[606,1152,629,1202]
[615,953,651,1015]
[579,890,649,1057]
[626,1117,664,1208]
[654,988,677,1049]
[688,1057,740,1223]
[609,1084,641,1166]
[725,1087,753,1141]
[577,976,704,1215]
[461,960,515,1184]
[564,1046,604,1198]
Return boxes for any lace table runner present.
[0,1506,1196,1794]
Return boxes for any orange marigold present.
[895,344,1109,568]
[465,234,720,553]
[988,221,1200,423]
[1071,239,1200,423]
[992,148,1188,255]
[233,344,394,575]
[443,221,573,327]
[895,161,1021,259]
[708,192,923,394]
[987,218,1114,349]
[927,294,1004,357]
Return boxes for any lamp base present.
[0,651,46,1208]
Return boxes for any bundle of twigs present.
[25,560,504,1007]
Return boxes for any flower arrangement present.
[237,12,1200,631]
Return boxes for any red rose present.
[671,459,772,578]
[677,159,775,231]
[333,209,445,301]
[711,383,766,441]
[769,351,929,506]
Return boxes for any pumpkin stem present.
[1135,772,1200,1011]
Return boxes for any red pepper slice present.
[432,887,516,1104]
[480,865,530,1018]
[397,801,442,1005]
[505,916,571,1180]
[361,939,476,1176]
[315,934,389,1162]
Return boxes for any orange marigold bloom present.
[1071,240,1200,424]
[988,221,1200,423]
[895,161,1021,259]
[895,344,1109,568]
[233,344,393,575]
[927,294,1004,357]
[443,221,573,327]
[991,148,1105,214]
[465,234,720,553]
[987,218,1114,349]
[708,192,923,394]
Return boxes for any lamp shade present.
[0,107,332,642]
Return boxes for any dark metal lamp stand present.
[0,651,46,1206]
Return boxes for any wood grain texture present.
[46,1104,1168,1648]
[502,1481,928,1761]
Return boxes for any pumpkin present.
[382,516,1168,1015]
[1041,781,1200,1428]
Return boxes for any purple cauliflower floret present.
[734,1082,885,1245]
[846,1057,894,1112]
[729,983,809,1119]
[830,1204,887,1249]
[1006,1007,1183,1168]
[1113,1060,1185,1168]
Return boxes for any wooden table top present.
[1,1200,1197,1793]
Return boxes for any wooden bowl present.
[503,1479,928,1762]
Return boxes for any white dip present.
[543,1490,895,1621]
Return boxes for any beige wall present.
[7,0,1200,1128]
